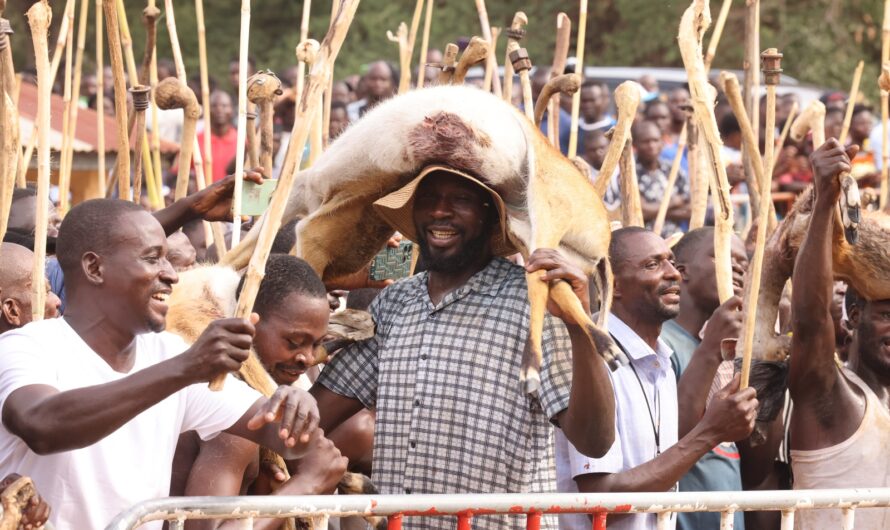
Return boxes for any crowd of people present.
[2,45,890,530]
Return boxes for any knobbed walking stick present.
[212,0,362,392]
[593,82,641,197]
[838,60,865,145]
[619,139,643,227]
[414,0,433,87]
[95,0,106,195]
[247,70,283,178]
[508,42,534,122]
[738,49,782,390]
[474,0,501,98]
[26,0,51,322]
[245,111,259,169]
[567,0,589,159]
[451,37,488,86]
[534,74,580,128]
[502,12,527,103]
[58,2,74,212]
[437,43,459,85]
[130,86,150,204]
[230,0,253,247]
[155,78,200,200]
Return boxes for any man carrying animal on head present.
[788,139,890,528]
[309,164,616,530]
[0,198,322,530]
[556,227,758,530]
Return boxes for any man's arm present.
[152,170,264,235]
[2,318,254,455]
[310,385,365,434]
[676,296,742,437]
[788,140,863,448]
[576,373,756,493]
[525,249,615,458]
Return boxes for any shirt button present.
[405,488,412,494]
[414,399,421,407]
[409,441,416,448]
[421,353,428,360]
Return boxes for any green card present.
[236,179,278,216]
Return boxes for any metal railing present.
[106,489,890,530]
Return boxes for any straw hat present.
[372,165,520,257]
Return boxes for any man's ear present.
[1,298,23,328]
[848,303,861,330]
[81,251,104,286]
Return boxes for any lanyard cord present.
[611,334,661,456]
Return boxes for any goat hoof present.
[847,205,861,225]
[844,225,859,245]
[521,372,542,395]
[604,343,629,372]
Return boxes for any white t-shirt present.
[0,318,262,530]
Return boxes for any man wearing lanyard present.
[555,227,758,530]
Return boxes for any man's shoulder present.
[0,318,65,348]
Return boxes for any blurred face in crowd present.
[633,121,663,166]
[580,84,608,122]
[254,291,329,386]
[639,74,659,94]
[850,110,874,144]
[331,81,353,105]
[103,66,113,92]
[677,234,747,314]
[825,111,844,142]
[9,194,61,238]
[229,60,255,91]
[850,297,890,380]
[165,232,197,272]
[582,132,609,170]
[364,61,394,101]
[81,74,98,100]
[645,102,671,135]
[329,107,349,140]
[422,49,443,87]
[668,87,689,124]
[210,91,234,131]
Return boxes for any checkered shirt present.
[317,257,574,530]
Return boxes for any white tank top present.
[791,369,890,529]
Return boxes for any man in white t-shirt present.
[0,199,321,530]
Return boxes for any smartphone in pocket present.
[368,241,414,282]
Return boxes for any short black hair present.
[11,186,37,203]
[719,112,741,137]
[673,227,714,263]
[271,217,301,255]
[330,101,348,112]
[609,226,651,270]
[237,254,326,315]
[852,104,873,118]
[56,199,144,276]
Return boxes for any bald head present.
[0,243,60,331]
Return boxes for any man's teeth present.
[151,293,169,302]
[431,230,457,238]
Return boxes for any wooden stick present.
[0,92,15,246]
[115,0,138,88]
[619,139,643,227]
[534,74,580,127]
[739,48,783,390]
[741,0,760,224]
[653,122,688,235]
[58,2,75,213]
[437,43,459,85]
[19,0,74,187]
[26,0,51,322]
[688,121,709,229]
[294,0,311,104]
[838,60,865,145]
[96,0,106,196]
[567,0,588,159]
[247,70,283,177]
[415,0,433,87]
[768,100,797,178]
[451,37,488,85]
[548,13,572,148]
[474,0,501,98]
[322,0,337,148]
[129,86,150,203]
[229,0,252,247]
[387,22,411,94]
[61,0,92,209]
[790,100,826,149]
[593,81,641,196]
[508,43,534,123]
[703,0,732,72]
[502,12,527,103]
[0,19,18,193]
[245,111,259,169]
[679,0,734,303]
[140,0,163,209]
[482,27,499,94]
[155,79,200,201]
[139,2,160,85]
[211,0,361,391]
[880,65,890,208]
[406,0,424,76]
[103,0,131,199]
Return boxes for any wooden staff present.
[415,0,433,87]
[0,92,13,247]
[767,100,797,178]
[138,1,162,209]
[0,18,18,189]
[437,43,459,85]
[880,65,890,209]
[0,13,6,203]
[155,79,200,200]
[534,74,580,127]
[474,0,502,98]
[593,81,640,196]
[95,0,106,196]
[58,3,74,213]
[129,86,150,203]
[790,100,826,148]
[742,0,760,223]
[19,0,74,187]
[296,43,323,167]
[688,120,709,229]
[61,0,93,209]
[679,0,734,303]
[247,71,283,177]
[653,122,688,235]
[619,139,643,227]
[451,37,488,85]
[114,0,138,87]
[703,0,731,72]
[502,12,527,103]
[139,2,159,85]
[230,0,252,247]
[295,0,311,103]
[26,0,51,322]
[245,111,259,169]
[508,43,534,122]
[838,60,864,145]
[211,0,361,392]
[738,49,782,390]
[482,27,499,94]
[103,0,131,199]
[387,22,411,94]
[548,13,572,148]
[322,0,337,148]
[406,0,423,76]
[720,71,776,230]
[193,0,213,187]
[567,0,588,159]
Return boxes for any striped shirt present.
[317,257,574,530]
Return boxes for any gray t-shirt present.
[661,319,745,530]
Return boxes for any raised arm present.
[788,140,863,448]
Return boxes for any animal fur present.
[752,186,890,362]
[221,85,625,391]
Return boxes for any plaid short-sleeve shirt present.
[317,258,574,530]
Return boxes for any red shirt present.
[197,127,240,183]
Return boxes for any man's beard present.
[417,227,490,274]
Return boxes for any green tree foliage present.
[5,0,886,102]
